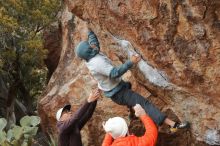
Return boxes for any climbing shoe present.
[170,121,190,133]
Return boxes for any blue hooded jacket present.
[75,31,100,62]
[75,41,99,62]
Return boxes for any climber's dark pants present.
[111,85,167,126]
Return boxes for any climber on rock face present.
[102,104,158,146]
[75,26,189,133]
[56,88,101,146]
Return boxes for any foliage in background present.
[0,116,40,146]
[0,0,61,116]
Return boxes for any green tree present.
[0,0,61,126]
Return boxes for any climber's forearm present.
[88,30,100,50]
[109,60,133,79]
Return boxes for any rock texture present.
[38,0,220,145]
[43,23,62,81]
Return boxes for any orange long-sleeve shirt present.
[102,115,158,146]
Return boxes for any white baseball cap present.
[56,104,71,121]
[103,117,128,139]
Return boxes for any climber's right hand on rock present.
[131,54,141,64]
[87,88,101,103]
[133,104,146,117]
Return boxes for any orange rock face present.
[43,24,62,80]
[38,1,220,145]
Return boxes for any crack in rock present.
[111,35,171,88]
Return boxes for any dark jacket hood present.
[75,41,99,62]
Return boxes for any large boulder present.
[38,1,220,145]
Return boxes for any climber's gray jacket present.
[86,53,132,92]
[75,31,133,95]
